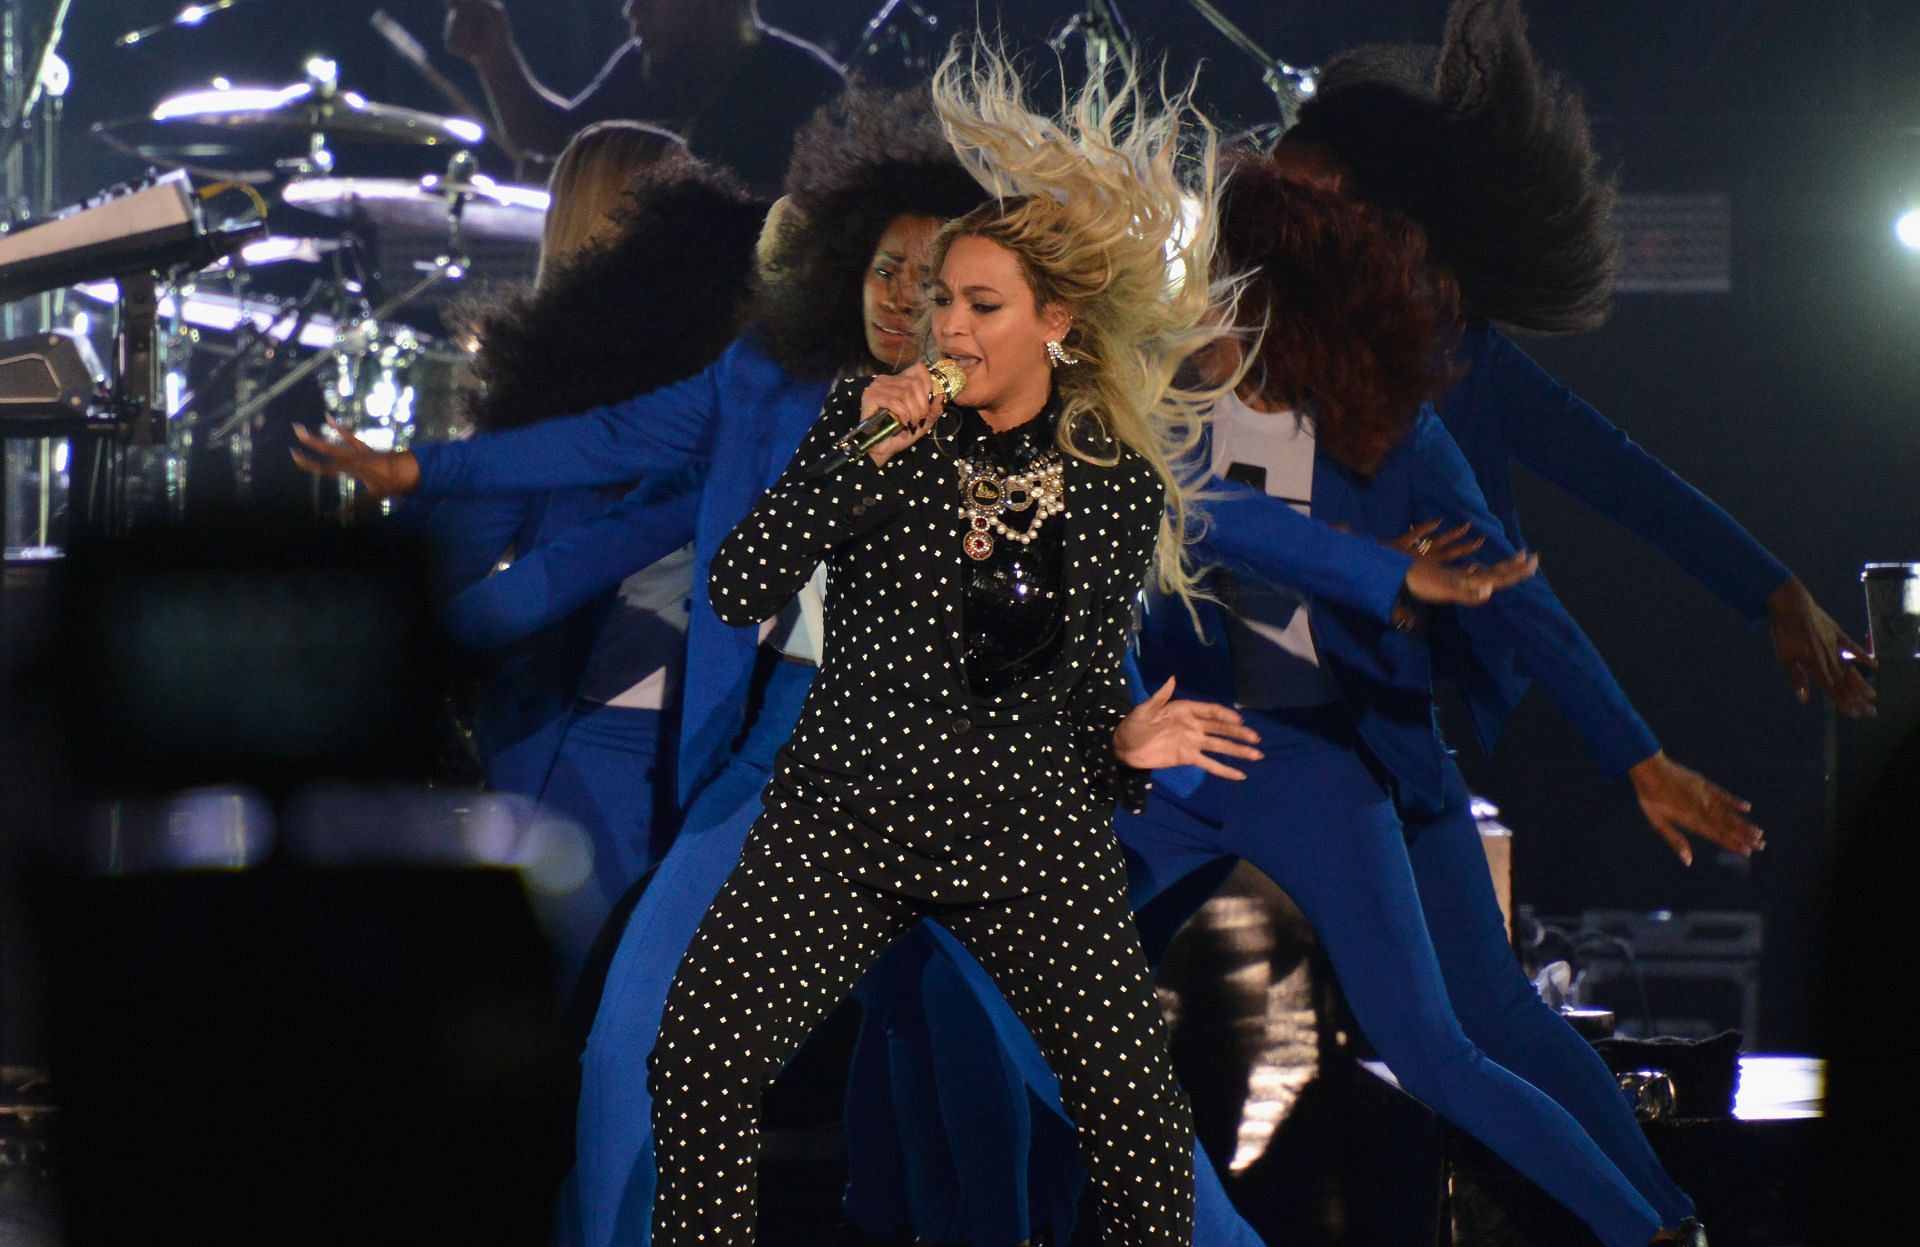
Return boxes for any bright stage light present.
[1898,209,1920,252]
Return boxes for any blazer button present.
[950,715,973,737]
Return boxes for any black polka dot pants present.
[647,824,1194,1245]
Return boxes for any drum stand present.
[205,154,478,517]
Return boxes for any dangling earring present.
[1046,339,1079,367]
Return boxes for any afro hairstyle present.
[459,156,769,433]
[753,85,991,379]
[1284,0,1619,334]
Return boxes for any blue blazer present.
[414,332,833,805]
[1145,410,1660,816]
[421,486,645,799]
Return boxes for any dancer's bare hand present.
[1392,519,1483,563]
[1627,751,1765,867]
[291,419,422,499]
[1768,578,1876,718]
[863,365,943,468]
[1385,521,1539,631]
[1113,677,1263,780]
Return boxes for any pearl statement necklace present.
[955,451,1065,561]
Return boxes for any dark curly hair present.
[1282,0,1617,335]
[753,85,990,379]
[459,157,769,432]
[1218,150,1461,477]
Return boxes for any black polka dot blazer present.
[708,376,1161,902]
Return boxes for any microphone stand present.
[1182,0,1318,125]
[2,0,71,164]
[1051,0,1136,84]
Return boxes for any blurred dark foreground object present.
[42,515,448,800]
[20,515,576,1244]
[40,857,575,1247]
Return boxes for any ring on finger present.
[1414,537,1434,556]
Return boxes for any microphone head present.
[928,358,968,403]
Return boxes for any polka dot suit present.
[647,378,1193,1243]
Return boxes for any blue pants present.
[568,661,814,1247]
[543,703,677,908]
[512,702,676,991]
[854,703,1695,1247]
[840,923,1087,1246]
[842,922,1258,1247]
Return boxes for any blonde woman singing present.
[645,42,1255,1244]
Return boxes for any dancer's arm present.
[421,494,535,603]
[293,343,735,500]
[412,361,720,497]
[1484,327,1788,619]
[1196,480,1534,622]
[440,471,703,652]
[1411,415,1764,861]
[1481,328,1873,713]
[709,377,908,626]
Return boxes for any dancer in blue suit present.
[1117,156,1759,1247]
[1278,0,1873,727]
[419,136,765,973]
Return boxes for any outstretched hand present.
[1387,520,1540,625]
[291,419,423,500]
[1767,578,1876,718]
[1627,751,1765,867]
[1113,677,1263,781]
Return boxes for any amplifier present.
[1575,910,1763,1042]
[1580,909,1764,959]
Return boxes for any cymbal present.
[93,81,485,181]
[205,235,346,271]
[72,279,342,350]
[281,175,549,245]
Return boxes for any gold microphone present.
[805,359,968,478]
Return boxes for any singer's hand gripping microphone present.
[804,359,969,478]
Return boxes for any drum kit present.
[1,22,547,545]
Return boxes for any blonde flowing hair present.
[538,120,683,287]
[929,40,1240,605]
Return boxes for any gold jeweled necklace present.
[955,450,1065,561]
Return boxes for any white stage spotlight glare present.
[1897,208,1920,252]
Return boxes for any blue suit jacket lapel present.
[675,362,831,804]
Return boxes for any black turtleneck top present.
[943,400,1068,699]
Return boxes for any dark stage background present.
[16,0,1920,1056]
